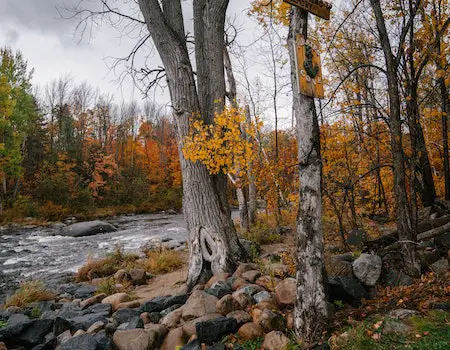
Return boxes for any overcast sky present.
[0,0,339,128]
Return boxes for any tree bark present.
[370,0,421,277]
[138,0,247,289]
[289,8,328,344]
[245,105,258,226]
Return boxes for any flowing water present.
[0,213,188,303]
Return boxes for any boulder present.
[161,327,187,350]
[139,312,151,325]
[237,284,265,297]
[160,308,183,329]
[328,276,369,306]
[275,278,296,306]
[112,308,141,324]
[140,296,168,313]
[60,334,98,350]
[231,277,249,291]
[237,322,264,341]
[102,293,129,311]
[94,330,114,350]
[80,293,107,309]
[254,291,272,304]
[327,256,354,278]
[129,268,147,285]
[242,270,261,283]
[0,343,6,350]
[86,320,105,334]
[257,309,285,332]
[113,329,161,350]
[226,310,251,326]
[195,317,238,344]
[232,291,254,310]
[116,301,141,310]
[182,291,218,320]
[61,220,117,237]
[18,319,54,348]
[262,330,290,350]
[88,303,112,315]
[205,273,231,289]
[234,263,259,278]
[73,285,97,299]
[430,258,449,277]
[265,263,289,278]
[216,295,241,315]
[388,309,419,319]
[382,320,412,336]
[255,276,280,291]
[182,313,223,338]
[205,281,232,299]
[114,269,128,282]
[68,312,109,331]
[160,304,183,318]
[384,270,415,287]
[352,254,382,286]
[124,316,144,329]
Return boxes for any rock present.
[19,319,54,347]
[254,300,278,311]
[182,291,218,320]
[113,308,141,324]
[116,301,141,310]
[237,322,264,341]
[205,273,231,289]
[114,329,164,350]
[161,327,187,350]
[140,312,151,324]
[140,296,168,313]
[242,270,262,283]
[205,281,232,299]
[125,316,144,329]
[160,308,183,329]
[239,239,261,259]
[275,278,296,307]
[162,294,189,310]
[352,254,382,286]
[237,284,265,297]
[265,263,289,277]
[388,309,419,319]
[286,311,294,330]
[61,220,117,237]
[345,229,367,248]
[69,312,109,331]
[160,304,183,318]
[80,293,107,309]
[430,258,449,277]
[257,309,285,332]
[231,277,249,291]
[73,329,85,336]
[104,321,117,335]
[94,330,113,350]
[382,320,412,336]
[73,285,97,299]
[102,293,129,311]
[328,276,369,306]
[129,268,147,285]
[54,317,73,336]
[216,295,241,315]
[56,329,72,346]
[232,291,255,310]
[255,276,280,291]
[254,291,272,304]
[234,263,259,278]
[86,320,105,334]
[384,270,415,287]
[182,313,223,338]
[0,343,6,350]
[196,317,238,344]
[226,310,251,326]
[60,334,98,350]
[262,331,290,350]
[88,303,112,315]
[327,256,354,278]
[114,269,128,282]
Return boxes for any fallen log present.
[417,221,450,241]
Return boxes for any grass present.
[330,311,450,350]
[96,277,134,296]
[76,248,139,282]
[242,220,284,245]
[140,248,185,274]
[5,281,55,308]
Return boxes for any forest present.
[0,0,449,349]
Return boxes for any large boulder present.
[113,329,162,350]
[352,254,382,286]
[262,330,290,350]
[328,276,369,306]
[182,291,218,320]
[195,317,238,344]
[18,319,54,348]
[61,220,117,237]
[60,334,99,350]
[237,322,264,341]
[275,278,296,307]
[161,327,187,350]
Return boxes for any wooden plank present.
[284,0,331,20]
[295,34,324,99]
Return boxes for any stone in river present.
[61,220,117,237]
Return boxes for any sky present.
[0,0,339,128]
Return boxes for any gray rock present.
[253,291,272,303]
[160,304,183,318]
[352,254,382,286]
[205,281,232,298]
[328,276,369,306]
[388,309,419,319]
[69,312,109,331]
[382,320,412,336]
[430,258,449,277]
[385,270,415,287]
[18,319,54,347]
[73,285,97,299]
[94,330,113,350]
[112,308,140,324]
[60,333,98,350]
[61,220,117,237]
[196,317,238,344]
[124,316,144,329]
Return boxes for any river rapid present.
[0,213,188,303]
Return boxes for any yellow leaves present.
[182,106,258,176]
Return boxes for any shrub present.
[242,221,284,245]
[141,248,184,274]
[5,281,55,308]
[38,201,69,221]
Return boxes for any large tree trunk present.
[245,105,258,225]
[138,0,247,289]
[288,8,328,344]
[370,0,421,277]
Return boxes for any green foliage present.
[0,320,7,328]
[241,337,264,350]
[243,221,284,245]
[97,277,119,296]
[30,306,41,319]
[334,300,345,308]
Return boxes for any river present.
[0,213,188,303]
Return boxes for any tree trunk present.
[245,105,258,226]
[370,0,420,277]
[237,186,250,233]
[289,8,328,344]
[138,0,247,289]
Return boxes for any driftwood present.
[365,215,450,250]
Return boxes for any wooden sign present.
[284,0,332,20]
[295,34,324,99]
